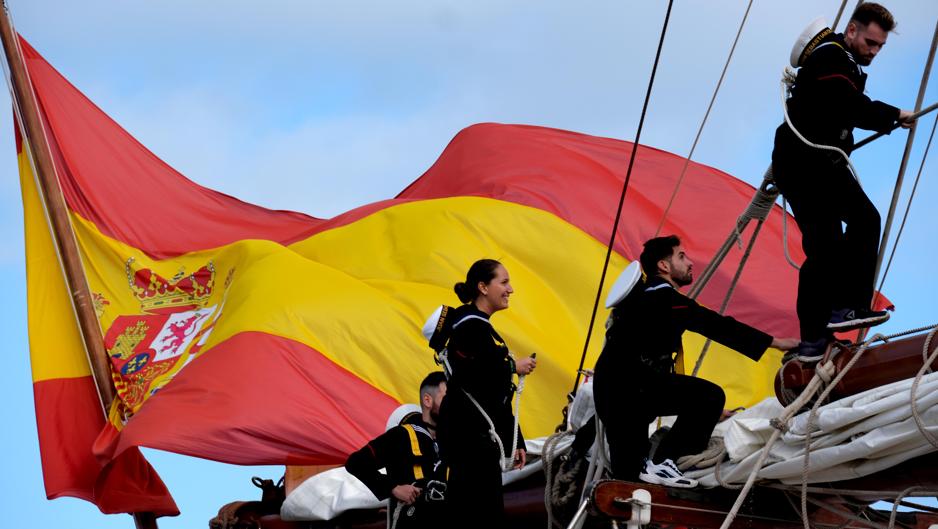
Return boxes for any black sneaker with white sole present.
[638,458,698,488]
[782,338,830,363]
[827,308,889,332]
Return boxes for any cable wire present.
[571,0,675,396]
[655,0,753,236]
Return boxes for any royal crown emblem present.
[125,257,215,313]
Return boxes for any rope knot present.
[816,361,836,383]
[769,417,789,432]
[782,66,798,88]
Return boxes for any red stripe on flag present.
[19,35,801,335]
[19,36,321,259]
[34,376,177,515]
[99,332,400,466]
[33,376,102,502]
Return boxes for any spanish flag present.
[15,35,800,515]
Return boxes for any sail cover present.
[16,35,803,514]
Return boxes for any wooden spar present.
[0,1,115,413]
[0,3,158,528]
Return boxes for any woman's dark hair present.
[639,235,681,278]
[454,259,502,303]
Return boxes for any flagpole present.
[0,3,157,529]
[0,0,116,416]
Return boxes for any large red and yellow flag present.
[17,35,802,514]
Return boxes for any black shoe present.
[782,338,829,363]
[827,308,890,332]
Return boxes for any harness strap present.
[401,424,422,457]
[451,314,489,329]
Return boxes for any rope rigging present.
[872,17,938,299]
[690,63,938,374]
[557,6,938,527]
[710,323,938,529]
[830,0,852,33]
[874,110,938,310]
[571,0,675,398]
[654,0,754,237]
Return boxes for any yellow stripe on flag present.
[62,193,781,436]
[20,146,91,382]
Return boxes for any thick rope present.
[389,501,405,529]
[690,218,765,376]
[717,357,836,529]
[571,0,675,397]
[781,197,802,270]
[655,0,754,236]
[926,326,937,373]
[686,171,777,301]
[780,67,861,184]
[910,326,938,450]
[715,323,938,529]
[460,371,526,472]
[677,436,725,471]
[712,448,741,490]
[798,334,885,529]
[888,487,938,529]
[542,429,575,529]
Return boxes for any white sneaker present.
[638,458,698,488]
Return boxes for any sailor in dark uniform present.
[435,259,536,529]
[593,236,797,487]
[773,3,914,356]
[345,372,449,529]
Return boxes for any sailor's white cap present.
[791,16,831,68]
[385,403,421,431]
[605,261,642,308]
[422,305,444,340]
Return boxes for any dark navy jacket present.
[780,32,899,154]
[595,276,772,378]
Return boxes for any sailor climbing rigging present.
[593,236,798,488]
[773,3,916,358]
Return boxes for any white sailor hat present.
[422,305,444,340]
[790,16,832,68]
[385,403,421,431]
[605,261,642,308]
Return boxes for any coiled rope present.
[542,429,576,529]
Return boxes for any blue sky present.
[1,1,936,527]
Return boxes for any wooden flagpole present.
[0,3,157,528]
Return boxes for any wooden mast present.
[0,0,115,413]
[0,3,157,528]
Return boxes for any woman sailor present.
[436,259,536,528]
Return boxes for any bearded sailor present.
[773,3,915,358]
[593,236,798,487]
